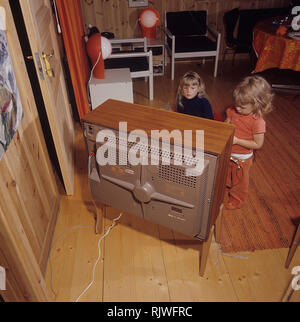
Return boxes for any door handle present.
[43,50,54,59]
[42,51,54,77]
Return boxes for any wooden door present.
[20,0,74,195]
[0,0,61,301]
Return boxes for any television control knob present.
[133,182,154,203]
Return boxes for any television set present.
[82,99,234,241]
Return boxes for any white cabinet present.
[89,68,133,109]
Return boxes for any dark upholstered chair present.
[104,38,153,100]
[223,7,290,65]
[165,10,221,80]
[223,8,240,64]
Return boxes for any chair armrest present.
[207,25,220,39]
[165,27,175,39]
[110,37,146,45]
[109,50,152,59]
[110,37,147,53]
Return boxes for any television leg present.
[199,225,214,276]
[281,276,296,302]
[94,201,106,234]
[199,203,223,276]
[285,223,300,269]
[214,204,223,243]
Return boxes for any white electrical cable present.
[88,49,102,84]
[49,152,123,302]
[48,211,123,302]
[74,212,123,302]
[87,44,102,109]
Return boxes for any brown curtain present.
[56,0,90,119]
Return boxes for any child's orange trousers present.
[226,157,253,208]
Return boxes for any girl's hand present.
[232,134,264,149]
[233,136,239,145]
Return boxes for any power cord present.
[49,142,123,301]
[74,211,123,302]
[48,212,123,302]
[88,49,102,84]
[86,40,102,109]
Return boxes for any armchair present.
[165,10,221,80]
[104,38,153,100]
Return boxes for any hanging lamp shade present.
[139,8,160,40]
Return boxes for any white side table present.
[89,68,133,109]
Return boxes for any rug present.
[219,205,299,254]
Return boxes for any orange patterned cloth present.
[253,20,300,73]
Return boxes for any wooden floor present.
[45,60,300,302]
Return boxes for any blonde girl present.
[225,75,274,210]
[176,71,214,120]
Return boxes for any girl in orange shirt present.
[225,75,274,210]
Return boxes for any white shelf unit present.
[111,39,165,76]
[134,40,165,76]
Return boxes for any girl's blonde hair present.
[176,71,206,111]
[233,75,274,116]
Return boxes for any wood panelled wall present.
[0,1,60,301]
[80,0,290,56]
